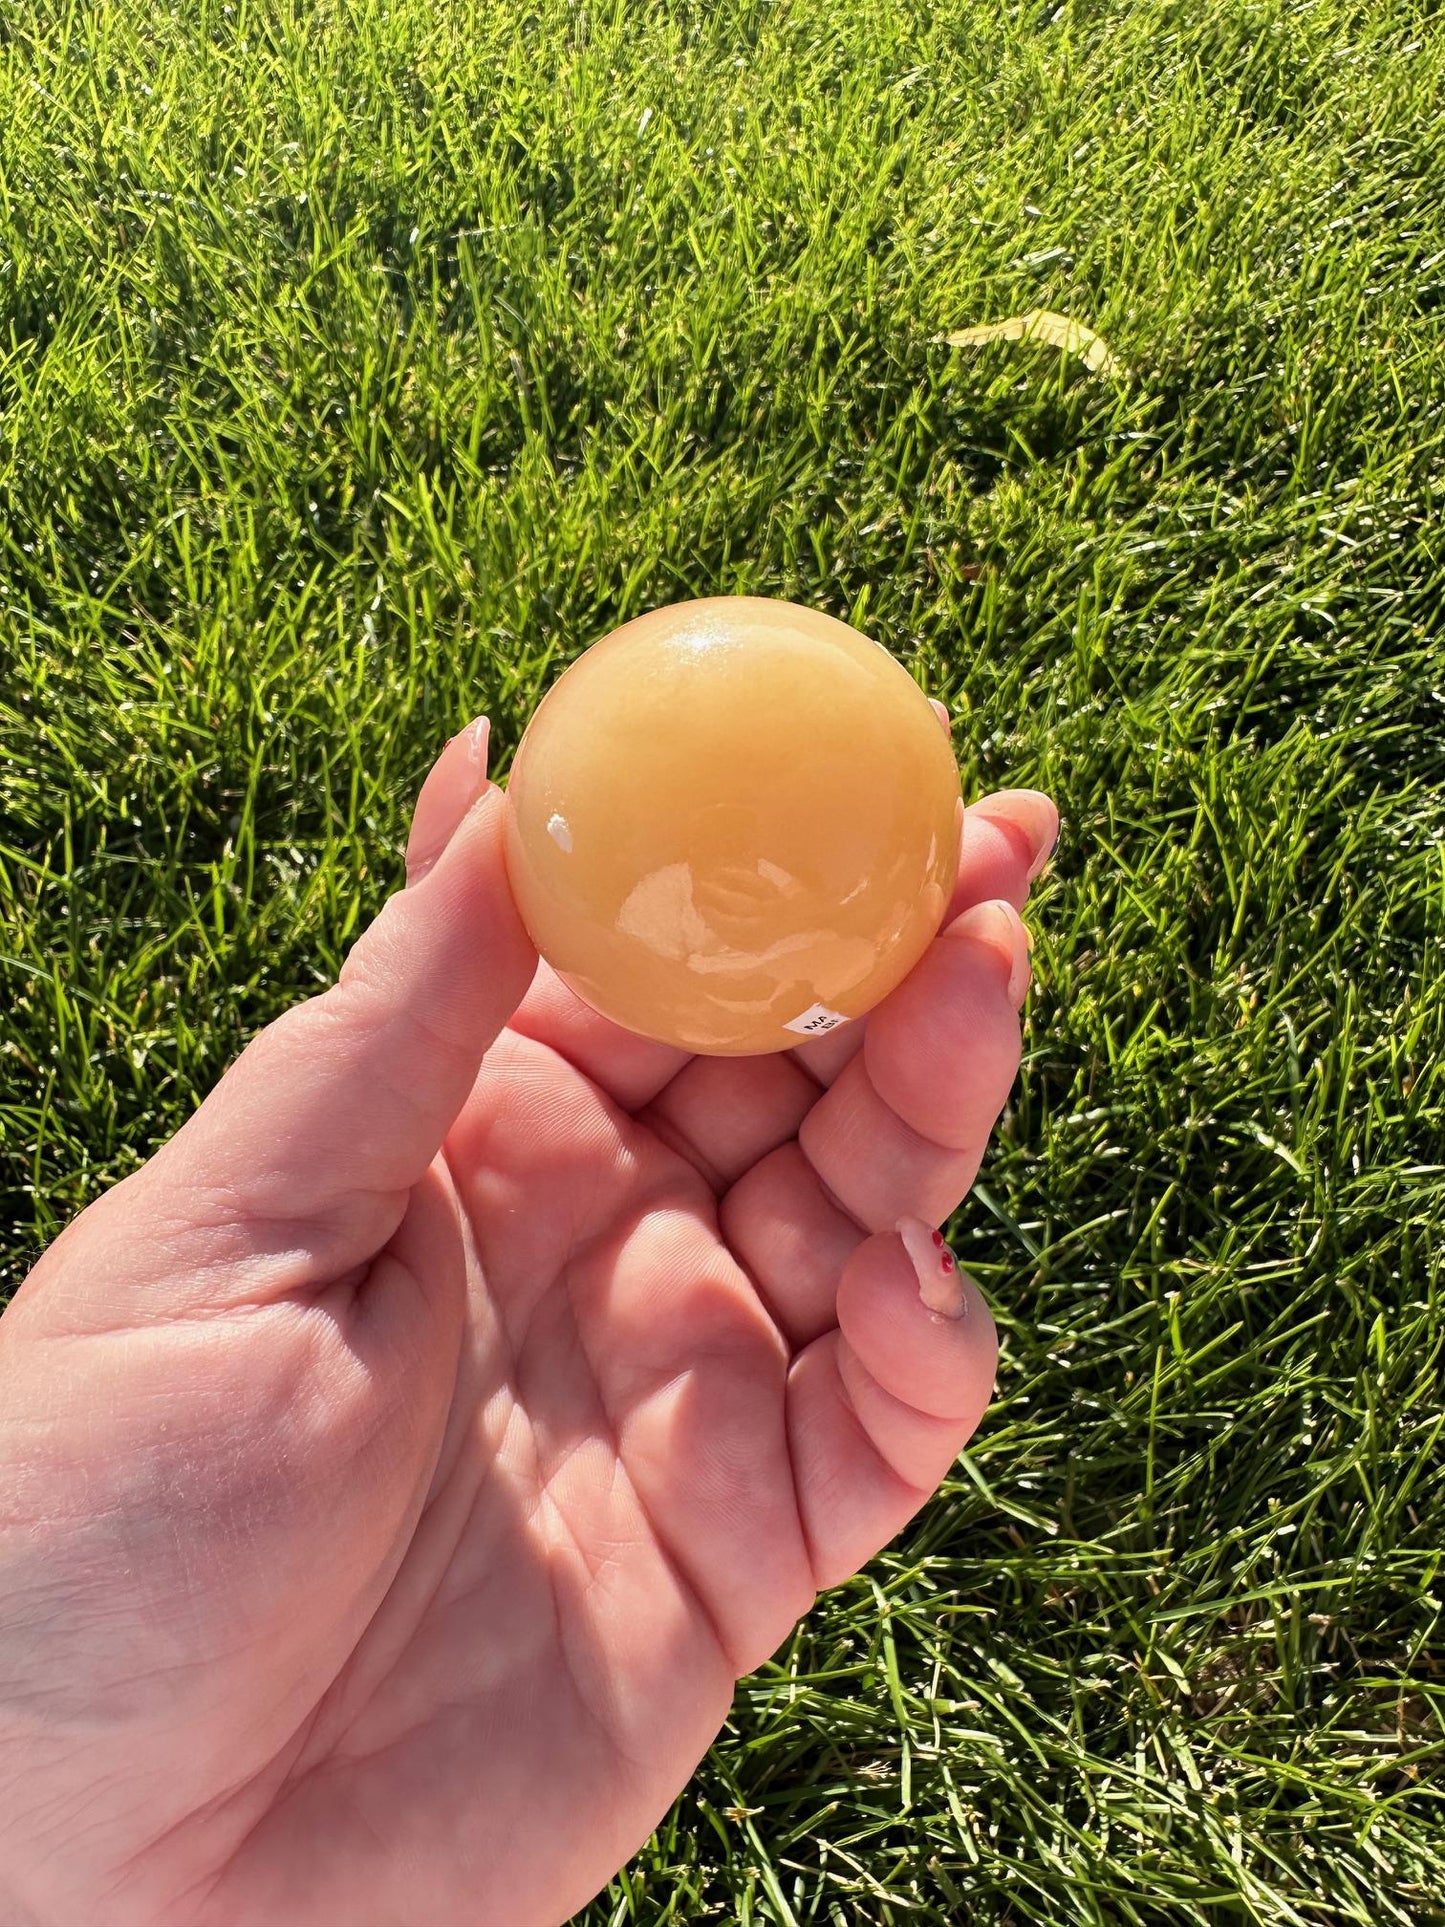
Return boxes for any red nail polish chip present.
[941,1250,955,1272]
[931,1229,945,1247]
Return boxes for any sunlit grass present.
[2,0,1443,1918]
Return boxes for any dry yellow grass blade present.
[939,309,1127,379]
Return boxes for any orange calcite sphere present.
[503,597,961,1055]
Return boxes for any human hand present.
[0,714,1056,1927]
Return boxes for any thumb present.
[138,717,537,1295]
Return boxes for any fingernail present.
[406,716,491,885]
[948,899,1032,1008]
[1033,818,1061,882]
[461,714,490,770]
[897,1216,966,1319]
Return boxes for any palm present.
[0,769,1051,1927]
[196,987,940,1926]
[216,1018,810,1925]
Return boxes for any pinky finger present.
[786,1225,997,1590]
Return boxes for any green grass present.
[3,0,1444,1918]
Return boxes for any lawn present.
[2,0,1444,1919]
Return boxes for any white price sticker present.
[784,1001,852,1038]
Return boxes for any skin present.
[0,714,1057,1927]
